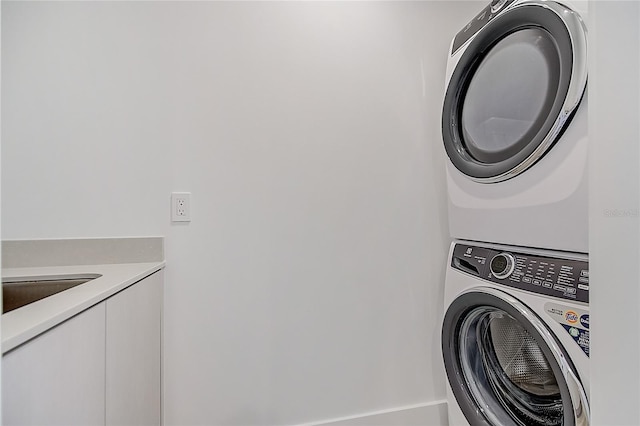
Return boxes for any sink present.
[3,274,101,314]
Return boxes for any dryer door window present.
[441,288,589,426]
[461,28,560,164]
[442,2,587,183]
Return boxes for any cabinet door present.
[106,271,162,425]
[3,303,107,426]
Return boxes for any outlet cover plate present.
[171,192,191,222]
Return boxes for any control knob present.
[490,252,515,279]
[490,0,508,13]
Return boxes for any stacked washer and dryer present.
[440,1,590,425]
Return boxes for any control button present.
[567,287,577,294]
[522,276,532,283]
[554,284,567,292]
[490,253,515,279]
[532,279,542,286]
[578,284,589,291]
[579,277,589,283]
[490,0,508,14]
[581,270,589,278]
[543,282,553,288]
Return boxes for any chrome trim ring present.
[478,0,588,184]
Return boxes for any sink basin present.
[3,275,101,314]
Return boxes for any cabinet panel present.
[2,303,106,426]
[106,271,162,425]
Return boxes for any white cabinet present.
[3,303,107,426]
[106,270,162,425]
[2,270,163,426]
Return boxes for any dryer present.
[442,0,588,253]
[442,240,589,426]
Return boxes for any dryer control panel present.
[452,243,589,303]
[451,0,517,54]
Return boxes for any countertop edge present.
[2,261,166,354]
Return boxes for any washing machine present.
[441,0,588,253]
[441,240,589,426]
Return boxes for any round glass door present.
[442,2,587,182]
[441,288,589,426]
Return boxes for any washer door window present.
[442,1,587,182]
[442,288,589,426]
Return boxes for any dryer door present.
[442,287,589,426]
[442,1,587,183]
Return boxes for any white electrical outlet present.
[171,192,191,222]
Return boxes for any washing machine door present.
[442,287,589,426]
[442,1,587,183]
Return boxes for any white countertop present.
[2,261,165,353]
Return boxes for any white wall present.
[589,1,640,424]
[2,2,478,424]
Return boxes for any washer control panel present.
[452,243,588,303]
